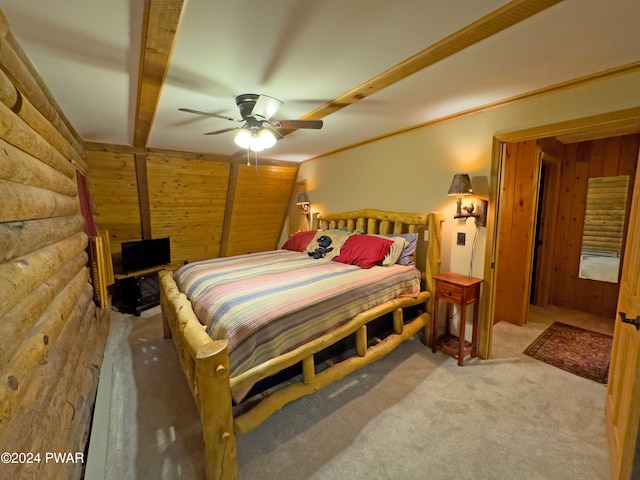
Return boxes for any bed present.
[159,208,441,479]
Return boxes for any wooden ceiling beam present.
[301,0,566,122]
[134,0,186,148]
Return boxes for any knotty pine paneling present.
[224,164,298,256]
[549,134,639,318]
[147,155,230,268]
[84,147,299,269]
[85,150,141,255]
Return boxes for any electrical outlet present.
[457,232,466,246]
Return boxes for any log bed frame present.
[159,209,442,479]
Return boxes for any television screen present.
[121,237,170,273]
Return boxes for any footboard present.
[159,270,238,480]
[232,292,431,434]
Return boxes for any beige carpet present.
[85,305,610,480]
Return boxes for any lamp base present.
[454,199,487,226]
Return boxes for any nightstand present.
[431,272,483,366]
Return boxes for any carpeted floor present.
[85,306,611,480]
[524,322,613,384]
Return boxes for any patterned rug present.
[524,322,613,384]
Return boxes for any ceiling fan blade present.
[273,119,323,130]
[178,108,242,123]
[251,95,283,119]
[204,126,240,135]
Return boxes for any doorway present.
[494,135,637,332]
[477,107,640,359]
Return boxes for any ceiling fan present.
[179,93,323,153]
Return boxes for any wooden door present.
[494,140,541,325]
[605,151,640,479]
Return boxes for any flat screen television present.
[121,237,170,273]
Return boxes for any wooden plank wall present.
[84,151,141,262]
[84,145,299,270]
[550,134,639,318]
[0,13,108,480]
[148,155,230,265]
[224,163,298,257]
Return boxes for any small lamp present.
[447,173,475,218]
[296,192,311,228]
[296,192,310,215]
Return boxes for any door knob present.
[619,312,640,330]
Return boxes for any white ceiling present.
[0,0,638,162]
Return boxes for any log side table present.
[431,272,483,366]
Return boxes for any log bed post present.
[423,212,442,345]
[159,270,238,480]
[195,341,238,480]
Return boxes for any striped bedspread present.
[174,249,422,399]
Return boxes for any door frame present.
[478,107,640,358]
[530,150,562,307]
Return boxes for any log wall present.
[0,12,108,480]
[84,145,299,270]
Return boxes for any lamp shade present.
[296,192,310,205]
[259,128,277,149]
[234,129,252,149]
[447,173,473,196]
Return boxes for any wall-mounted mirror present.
[578,175,630,283]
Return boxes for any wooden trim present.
[83,141,302,167]
[478,139,505,359]
[304,64,640,164]
[531,149,562,307]
[219,163,239,258]
[134,153,152,239]
[496,106,640,143]
[114,265,165,281]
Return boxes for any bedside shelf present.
[431,272,483,366]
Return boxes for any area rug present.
[524,322,613,384]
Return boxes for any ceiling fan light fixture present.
[181,94,322,157]
[235,126,277,152]
[249,134,265,152]
[234,128,252,149]
[259,128,277,149]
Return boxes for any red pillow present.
[282,230,317,252]
[332,234,393,269]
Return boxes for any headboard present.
[311,208,442,300]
